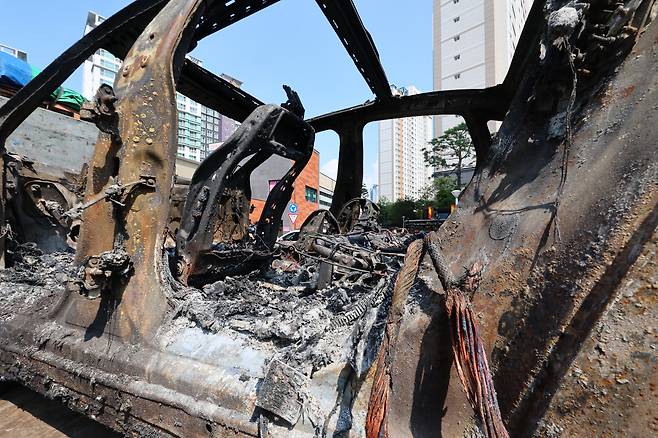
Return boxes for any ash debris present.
[167,213,419,433]
[0,243,74,325]
[171,248,402,373]
[195,271,386,343]
[170,204,417,376]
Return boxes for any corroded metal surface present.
[3,154,80,253]
[426,233,508,437]
[392,4,657,435]
[62,0,205,341]
[0,0,655,437]
[538,226,658,436]
[365,239,424,438]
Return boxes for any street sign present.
[289,203,298,214]
[288,213,298,224]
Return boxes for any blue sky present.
[0,1,433,188]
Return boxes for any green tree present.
[423,123,474,187]
[419,176,459,212]
[378,199,392,225]
[378,198,419,227]
[378,179,458,228]
[431,176,459,211]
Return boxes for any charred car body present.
[0,0,657,437]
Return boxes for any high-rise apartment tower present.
[378,86,433,202]
[432,0,532,141]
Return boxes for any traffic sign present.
[289,203,298,214]
[288,213,298,224]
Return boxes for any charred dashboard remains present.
[0,1,657,437]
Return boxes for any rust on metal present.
[0,0,655,436]
[365,238,424,438]
[59,0,208,341]
[427,231,508,437]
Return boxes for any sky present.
[0,0,433,189]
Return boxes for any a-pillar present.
[463,112,491,170]
[330,122,364,216]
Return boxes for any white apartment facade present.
[81,13,120,99]
[319,172,335,209]
[175,87,204,162]
[369,185,379,203]
[378,86,433,202]
[0,43,28,62]
[432,0,532,158]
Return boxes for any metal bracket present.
[65,176,155,220]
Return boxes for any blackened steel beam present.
[307,1,547,143]
[100,1,277,125]
[0,0,168,148]
[183,0,543,135]
[0,0,281,149]
[308,86,506,134]
[154,0,283,124]
[329,122,364,215]
[176,104,314,284]
[194,0,283,41]
[315,0,392,100]
[178,61,263,122]
[463,112,492,169]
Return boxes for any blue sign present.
[289,203,298,214]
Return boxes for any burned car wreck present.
[0,0,657,437]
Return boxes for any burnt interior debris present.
[0,1,656,437]
[175,89,315,286]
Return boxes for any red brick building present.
[249,150,320,231]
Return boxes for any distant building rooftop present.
[0,43,27,62]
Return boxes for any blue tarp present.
[0,51,86,111]
[0,51,32,88]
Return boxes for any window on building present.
[453,16,460,23]
[99,67,115,79]
[305,186,318,203]
[454,54,461,60]
[454,73,461,79]
[100,59,115,69]
[453,35,460,41]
